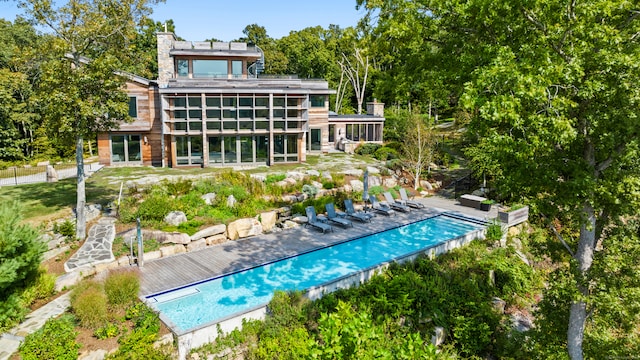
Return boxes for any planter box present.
[480,202,492,211]
[459,194,486,209]
[498,206,529,226]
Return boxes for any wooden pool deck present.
[139,196,498,296]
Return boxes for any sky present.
[0,0,368,41]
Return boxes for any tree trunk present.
[76,135,86,240]
[567,202,596,360]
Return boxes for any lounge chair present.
[383,192,411,212]
[344,199,373,222]
[325,203,353,228]
[370,195,396,216]
[305,206,333,233]
[399,188,425,209]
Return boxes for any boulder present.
[164,211,187,226]
[306,169,320,177]
[55,271,83,292]
[227,218,263,240]
[420,180,433,191]
[281,220,300,229]
[285,171,305,180]
[259,211,278,232]
[190,224,226,241]
[492,297,506,314]
[368,175,381,187]
[343,169,363,177]
[144,230,191,245]
[311,180,323,189]
[511,312,534,332]
[383,177,398,188]
[321,171,333,180]
[85,204,102,222]
[226,195,237,208]
[296,193,307,202]
[366,166,380,174]
[201,193,216,205]
[350,179,364,192]
[46,165,58,183]
[145,250,162,261]
[206,234,227,246]
[341,184,352,193]
[250,174,266,182]
[431,326,446,347]
[187,239,207,252]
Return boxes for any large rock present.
[164,211,187,226]
[350,179,364,192]
[201,193,216,205]
[431,326,446,347]
[285,171,305,180]
[144,230,191,244]
[226,194,237,208]
[383,177,398,188]
[187,239,207,252]
[85,204,102,222]
[306,169,320,177]
[206,234,227,246]
[366,166,380,174]
[321,171,333,180]
[343,169,363,177]
[227,218,263,240]
[190,224,226,241]
[259,211,278,232]
[46,165,58,183]
[311,180,323,189]
[420,180,433,190]
[368,176,381,187]
[250,174,266,182]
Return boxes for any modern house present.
[98,32,384,167]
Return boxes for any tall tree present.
[359,0,640,358]
[20,0,161,239]
[401,109,437,190]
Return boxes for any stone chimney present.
[156,32,176,88]
[366,99,384,117]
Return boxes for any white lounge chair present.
[383,192,410,212]
[370,195,396,216]
[399,188,425,209]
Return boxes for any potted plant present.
[498,204,529,226]
[480,199,494,211]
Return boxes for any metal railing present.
[0,162,103,186]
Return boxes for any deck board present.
[139,196,497,296]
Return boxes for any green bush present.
[321,181,335,189]
[355,143,382,156]
[94,322,120,339]
[373,146,399,161]
[265,173,286,184]
[486,222,503,242]
[163,178,193,196]
[53,219,76,238]
[20,268,56,307]
[368,185,384,196]
[302,184,318,198]
[109,303,169,360]
[137,194,174,222]
[19,314,80,360]
[71,281,108,329]
[104,270,140,307]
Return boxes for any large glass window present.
[287,134,298,162]
[223,136,237,163]
[232,61,243,78]
[128,97,137,118]
[111,136,125,162]
[206,109,221,119]
[193,60,227,78]
[239,97,252,107]
[240,136,253,163]
[255,109,268,119]
[175,136,202,165]
[206,97,221,107]
[273,97,285,107]
[346,124,353,140]
[188,96,202,107]
[310,129,321,151]
[328,124,335,142]
[177,59,189,77]
[255,97,268,107]
[223,96,237,107]
[111,135,140,163]
[310,95,325,107]
[256,136,267,163]
[174,97,186,108]
[274,134,298,162]
[208,137,222,164]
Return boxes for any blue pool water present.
[147,215,484,333]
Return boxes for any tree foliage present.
[0,201,45,331]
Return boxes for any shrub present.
[20,268,56,307]
[368,185,384,196]
[94,322,120,339]
[137,194,174,222]
[265,173,286,184]
[109,303,168,360]
[486,222,503,242]
[71,281,108,329]
[355,143,382,156]
[321,181,335,189]
[302,184,318,198]
[53,219,76,238]
[163,178,193,196]
[104,270,140,307]
[19,314,80,360]
[373,146,399,161]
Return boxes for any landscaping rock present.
[511,312,534,332]
[431,326,446,347]
[285,171,305,180]
[187,239,207,252]
[509,237,523,251]
[515,250,530,266]
[145,250,162,261]
[383,177,398,188]
[46,165,58,182]
[306,169,320,177]
[311,180,323,189]
[164,211,187,226]
[292,216,307,224]
[85,203,103,222]
[206,234,227,246]
[350,179,364,192]
[420,180,433,190]
[281,220,300,229]
[78,349,108,360]
[201,193,216,205]
[366,166,380,174]
[296,193,307,202]
[226,194,237,208]
[227,218,263,240]
[250,174,266,182]
[145,230,191,245]
[342,184,352,192]
[190,224,226,241]
[368,175,381,187]
[55,271,83,292]
[322,171,333,180]
[492,297,506,314]
[259,211,278,232]
[343,169,363,177]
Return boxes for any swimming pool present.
[147,214,485,334]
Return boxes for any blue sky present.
[0,0,367,41]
